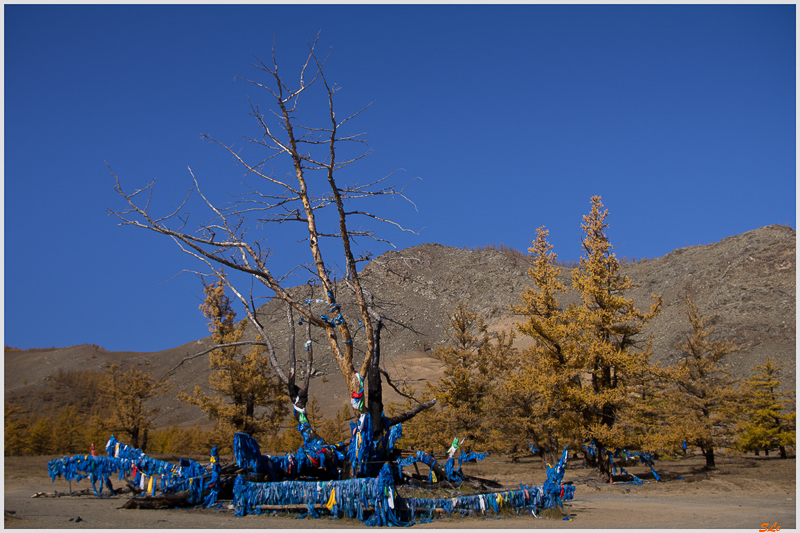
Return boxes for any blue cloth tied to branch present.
[48,436,212,505]
[46,426,578,525]
[582,442,661,484]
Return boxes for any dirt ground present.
[4,452,795,529]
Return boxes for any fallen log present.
[463,474,503,490]
[32,486,135,499]
[125,480,144,495]
[119,491,192,509]
[32,488,94,498]
[400,471,501,491]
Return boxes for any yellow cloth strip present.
[325,488,337,510]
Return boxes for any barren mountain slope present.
[5,225,795,428]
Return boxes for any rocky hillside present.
[5,225,795,428]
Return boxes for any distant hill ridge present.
[5,224,795,428]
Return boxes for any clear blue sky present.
[4,5,796,352]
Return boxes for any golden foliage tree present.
[83,414,112,454]
[52,405,85,455]
[571,196,662,467]
[397,303,515,454]
[27,416,54,455]
[4,402,29,456]
[511,197,662,480]
[314,403,352,446]
[104,362,172,451]
[736,358,795,458]
[42,368,108,417]
[387,390,442,453]
[504,226,583,465]
[661,295,742,468]
[179,273,289,447]
[434,303,510,445]
[148,424,210,455]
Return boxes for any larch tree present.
[52,405,86,455]
[109,36,433,463]
[313,402,352,446]
[387,390,443,453]
[571,196,662,478]
[425,303,516,453]
[661,295,742,468]
[4,402,29,456]
[27,416,55,455]
[512,197,662,481]
[104,362,173,451]
[736,358,795,458]
[84,414,112,455]
[506,226,584,466]
[178,273,288,447]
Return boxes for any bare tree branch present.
[108,37,425,440]
[158,341,268,383]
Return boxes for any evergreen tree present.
[166,424,209,455]
[572,196,662,470]
[387,388,443,453]
[429,303,516,452]
[314,403,352,445]
[52,405,85,454]
[83,414,112,454]
[736,358,795,458]
[179,273,289,444]
[662,295,742,468]
[505,226,582,465]
[393,303,516,455]
[512,197,662,480]
[4,402,29,456]
[104,362,172,450]
[27,416,54,455]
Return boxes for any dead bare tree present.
[108,36,434,451]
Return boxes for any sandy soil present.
[4,452,795,529]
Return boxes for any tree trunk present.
[140,428,148,453]
[246,395,255,420]
[582,443,612,482]
[367,319,384,434]
[779,445,787,459]
[284,301,325,445]
[541,448,560,470]
[130,428,139,450]
[701,445,716,468]
[598,453,612,483]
